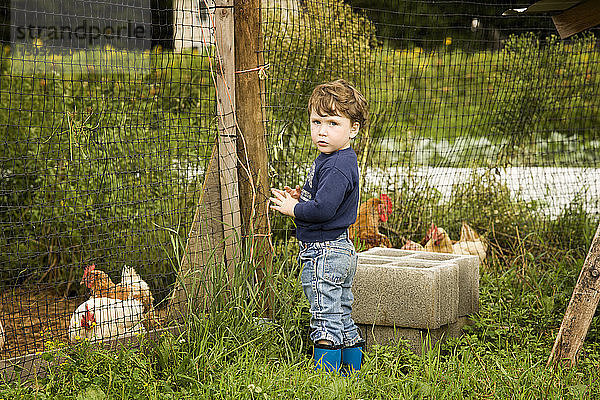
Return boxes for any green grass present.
[1,235,600,399]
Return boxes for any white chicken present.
[121,265,154,312]
[81,264,154,313]
[401,239,424,251]
[68,297,146,343]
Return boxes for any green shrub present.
[0,50,215,296]
[488,33,600,166]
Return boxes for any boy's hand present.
[270,188,298,217]
[284,185,301,200]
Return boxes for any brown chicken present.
[459,221,480,242]
[348,194,393,250]
[424,223,454,253]
[400,239,424,251]
[80,264,154,312]
[424,222,487,263]
[454,222,488,263]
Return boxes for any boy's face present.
[309,111,359,154]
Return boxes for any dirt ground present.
[0,287,167,361]
[0,287,84,360]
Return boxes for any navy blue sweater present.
[294,147,360,242]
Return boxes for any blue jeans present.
[299,231,361,347]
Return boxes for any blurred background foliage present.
[263,0,600,250]
[343,0,559,50]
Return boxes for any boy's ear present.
[350,122,360,138]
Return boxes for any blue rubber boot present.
[313,343,341,373]
[341,340,365,376]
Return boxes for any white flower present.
[247,384,263,394]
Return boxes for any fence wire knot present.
[235,63,270,80]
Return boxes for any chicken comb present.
[380,194,393,214]
[82,264,95,279]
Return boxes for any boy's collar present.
[318,146,353,157]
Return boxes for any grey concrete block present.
[406,252,479,317]
[358,317,470,355]
[362,247,480,317]
[357,255,399,265]
[361,248,416,258]
[352,257,459,329]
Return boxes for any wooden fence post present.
[234,0,273,315]
[215,0,242,276]
[548,223,600,366]
[167,146,228,320]
[167,0,241,319]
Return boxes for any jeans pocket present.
[299,245,318,283]
[322,245,352,284]
[347,250,357,281]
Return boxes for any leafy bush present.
[263,0,378,188]
[445,169,539,241]
[0,50,215,296]
[487,33,600,167]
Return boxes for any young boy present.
[269,79,368,374]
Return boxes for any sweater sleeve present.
[294,167,350,223]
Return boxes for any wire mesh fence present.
[0,0,599,378]
[1,0,219,368]
[263,0,600,250]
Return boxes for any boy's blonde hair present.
[308,79,369,130]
